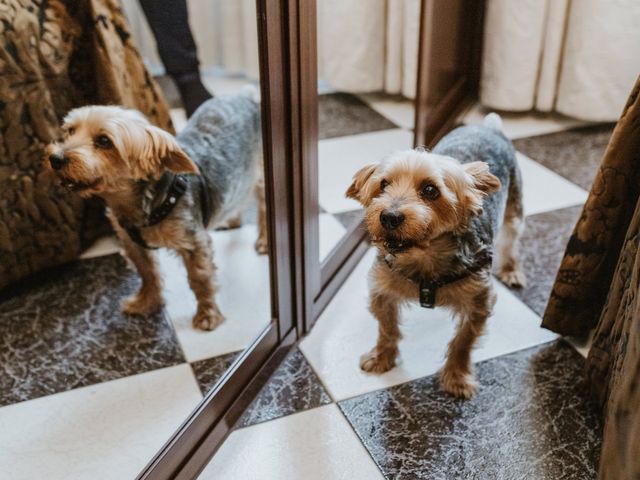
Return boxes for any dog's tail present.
[241,84,261,103]
[483,112,503,132]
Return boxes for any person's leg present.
[139,0,212,116]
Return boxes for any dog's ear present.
[463,161,501,194]
[142,125,199,174]
[346,163,378,204]
[458,161,501,217]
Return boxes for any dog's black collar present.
[123,171,211,250]
[382,248,493,309]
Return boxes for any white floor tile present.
[157,224,271,362]
[462,104,589,140]
[300,249,556,401]
[517,152,588,216]
[319,213,347,262]
[79,235,120,259]
[0,365,202,480]
[200,405,383,480]
[170,108,188,133]
[358,93,415,129]
[565,330,593,359]
[202,74,258,96]
[318,129,413,214]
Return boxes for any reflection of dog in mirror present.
[346,113,525,398]
[44,90,267,331]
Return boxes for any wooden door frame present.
[414,0,486,147]
[136,1,302,478]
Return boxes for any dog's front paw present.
[192,305,225,331]
[122,292,163,316]
[254,236,268,255]
[496,267,526,289]
[439,369,478,399]
[360,348,397,374]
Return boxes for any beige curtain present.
[123,0,421,98]
[481,0,640,121]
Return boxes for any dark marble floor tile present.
[497,205,582,316]
[237,348,332,428]
[513,124,614,191]
[319,92,399,140]
[0,255,184,407]
[191,351,243,395]
[333,209,364,230]
[339,341,602,480]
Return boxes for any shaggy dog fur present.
[347,113,525,398]
[45,92,266,331]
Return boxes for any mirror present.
[316,1,420,263]
[0,2,272,478]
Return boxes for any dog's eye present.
[66,127,75,136]
[420,183,440,200]
[94,135,113,149]
[380,179,389,191]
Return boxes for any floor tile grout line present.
[334,401,389,479]
[0,362,195,410]
[331,338,561,406]
[297,343,338,404]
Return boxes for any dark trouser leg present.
[139,0,212,116]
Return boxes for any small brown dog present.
[346,114,525,398]
[44,93,266,331]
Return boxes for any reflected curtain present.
[542,76,640,478]
[123,0,421,98]
[481,0,640,121]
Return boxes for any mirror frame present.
[137,0,487,476]
[137,1,303,478]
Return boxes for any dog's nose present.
[49,153,68,170]
[380,210,405,230]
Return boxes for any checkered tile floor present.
[0,73,611,479]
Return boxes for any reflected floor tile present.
[200,405,384,480]
[358,93,415,130]
[462,104,589,139]
[333,208,364,230]
[170,108,188,133]
[319,213,348,262]
[237,348,332,428]
[300,249,555,401]
[319,92,398,140]
[202,74,258,96]
[513,123,614,191]
[518,152,588,216]
[157,224,271,362]
[79,235,120,259]
[339,341,601,479]
[0,364,202,480]
[0,255,184,407]
[318,129,413,214]
[191,351,243,396]
[503,206,582,316]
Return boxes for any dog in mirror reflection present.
[45,89,267,331]
[346,113,525,398]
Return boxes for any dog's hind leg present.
[181,231,225,331]
[495,166,526,288]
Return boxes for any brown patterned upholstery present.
[0,0,172,290]
[543,76,640,479]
